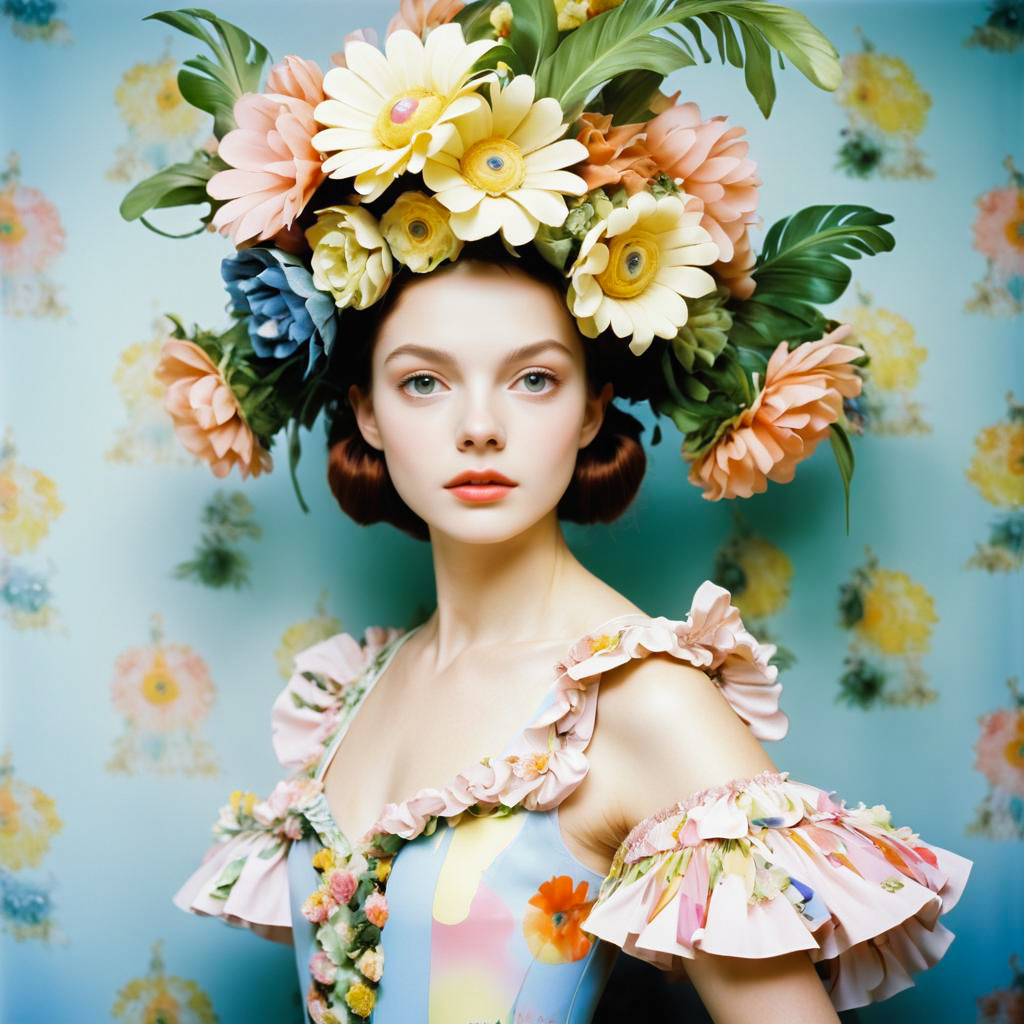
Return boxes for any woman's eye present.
[401,374,441,396]
[517,371,556,394]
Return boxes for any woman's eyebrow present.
[383,339,574,366]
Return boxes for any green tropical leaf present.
[534,0,842,122]
[144,8,271,137]
[119,147,229,236]
[454,0,503,42]
[728,204,895,349]
[589,68,666,123]
[507,0,559,75]
[828,420,855,536]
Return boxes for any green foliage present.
[118,146,228,236]
[533,0,843,122]
[143,8,271,138]
[728,204,896,350]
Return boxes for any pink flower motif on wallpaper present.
[0,152,67,318]
[966,155,1024,317]
[106,613,218,776]
[968,677,1024,841]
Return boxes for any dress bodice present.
[173,581,972,1023]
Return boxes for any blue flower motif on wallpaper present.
[2,0,70,43]
[0,749,62,942]
[836,547,939,708]
[106,613,218,777]
[833,28,933,180]
[112,941,218,1024]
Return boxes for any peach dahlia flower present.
[644,101,761,268]
[686,323,863,500]
[156,340,273,480]
[207,56,326,247]
[573,112,658,196]
[386,0,465,38]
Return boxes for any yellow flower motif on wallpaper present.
[0,750,62,872]
[837,549,938,708]
[115,56,202,142]
[839,293,930,436]
[522,874,595,963]
[106,319,195,466]
[112,941,217,1024]
[857,567,937,657]
[728,537,794,621]
[833,32,933,180]
[967,398,1024,508]
[275,589,343,679]
[0,427,63,556]
[107,613,218,776]
[107,54,212,184]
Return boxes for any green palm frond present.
[728,204,896,349]
[534,0,842,122]
[144,7,271,138]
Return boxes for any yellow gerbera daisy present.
[422,74,588,246]
[312,24,499,203]
[567,190,720,355]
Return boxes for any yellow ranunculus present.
[305,205,393,310]
[380,191,462,273]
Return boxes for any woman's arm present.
[595,655,841,1024]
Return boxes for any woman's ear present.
[348,383,384,451]
[579,381,614,449]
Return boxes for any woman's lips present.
[447,483,516,503]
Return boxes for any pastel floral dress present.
[173,581,973,1023]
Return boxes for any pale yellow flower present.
[554,0,589,30]
[490,1,513,36]
[856,568,937,656]
[967,420,1024,506]
[306,205,393,309]
[380,190,463,272]
[567,190,719,355]
[312,24,499,202]
[423,74,588,246]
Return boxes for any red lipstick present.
[444,469,518,504]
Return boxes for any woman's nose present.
[455,390,506,450]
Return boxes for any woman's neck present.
[423,512,596,660]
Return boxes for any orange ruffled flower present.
[386,0,465,37]
[206,56,326,247]
[687,323,863,501]
[156,339,273,480]
[645,101,762,297]
[573,112,658,196]
[522,875,596,963]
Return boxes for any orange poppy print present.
[522,875,596,964]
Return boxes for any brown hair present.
[323,233,649,541]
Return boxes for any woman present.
[138,6,974,1022]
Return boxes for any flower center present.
[142,656,180,706]
[408,217,430,241]
[375,89,445,149]
[595,230,660,298]
[461,136,525,195]
[1006,214,1024,250]
[0,196,26,246]
[156,77,181,113]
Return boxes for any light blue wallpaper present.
[1,1,1021,1021]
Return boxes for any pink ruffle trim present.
[362,580,786,846]
[271,626,404,775]
[172,828,293,946]
[579,770,973,1012]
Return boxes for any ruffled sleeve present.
[579,769,973,1012]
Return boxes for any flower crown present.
[123,0,895,532]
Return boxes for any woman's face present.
[349,260,611,545]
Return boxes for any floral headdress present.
[123,1,895,532]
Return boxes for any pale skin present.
[333,258,841,1023]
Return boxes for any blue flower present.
[221,247,338,380]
